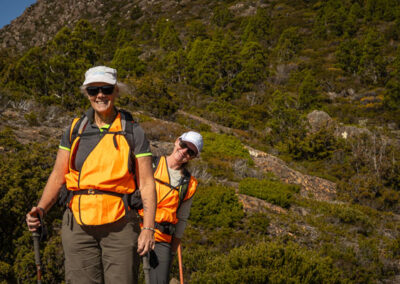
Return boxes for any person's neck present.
[94,108,117,128]
[166,155,182,170]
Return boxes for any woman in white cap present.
[139,131,203,284]
[26,66,156,283]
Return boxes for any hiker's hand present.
[26,207,44,232]
[137,229,155,256]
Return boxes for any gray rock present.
[307,110,333,133]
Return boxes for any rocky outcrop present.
[238,194,287,214]
[246,146,337,202]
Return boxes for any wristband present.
[142,227,156,233]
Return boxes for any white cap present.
[83,66,117,85]
[180,131,203,154]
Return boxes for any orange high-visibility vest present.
[139,156,198,243]
[65,113,136,226]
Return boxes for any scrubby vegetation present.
[239,177,300,208]
[1,0,400,282]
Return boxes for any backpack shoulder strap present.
[119,109,135,150]
[69,115,88,145]
[118,109,138,177]
[119,108,135,123]
[152,155,161,172]
[178,170,192,208]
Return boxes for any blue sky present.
[0,0,37,29]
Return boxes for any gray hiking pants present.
[61,209,141,284]
[146,242,172,284]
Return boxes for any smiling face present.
[86,82,118,116]
[170,138,198,164]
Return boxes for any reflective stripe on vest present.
[139,156,198,243]
[64,113,136,226]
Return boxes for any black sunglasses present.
[179,140,197,157]
[86,85,115,96]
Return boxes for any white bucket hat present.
[180,131,203,154]
[83,66,117,85]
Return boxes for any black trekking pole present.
[32,231,42,284]
[143,254,150,284]
[32,210,46,284]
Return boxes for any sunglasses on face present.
[86,85,115,96]
[179,140,197,157]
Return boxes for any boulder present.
[307,110,333,133]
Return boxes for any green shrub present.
[286,128,343,161]
[201,132,251,162]
[0,140,61,282]
[200,132,253,179]
[111,46,145,78]
[239,177,300,208]
[42,234,64,283]
[190,184,244,229]
[190,241,344,283]
[330,204,373,230]
[246,212,270,235]
[0,127,22,151]
[303,199,374,236]
[129,75,178,119]
[203,100,250,130]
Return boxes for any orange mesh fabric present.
[65,113,136,226]
[139,156,198,242]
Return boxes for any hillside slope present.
[1,102,400,282]
[1,0,400,282]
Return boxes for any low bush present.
[328,204,373,235]
[190,240,344,283]
[286,128,343,161]
[239,177,300,208]
[189,184,244,229]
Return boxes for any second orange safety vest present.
[139,156,198,243]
